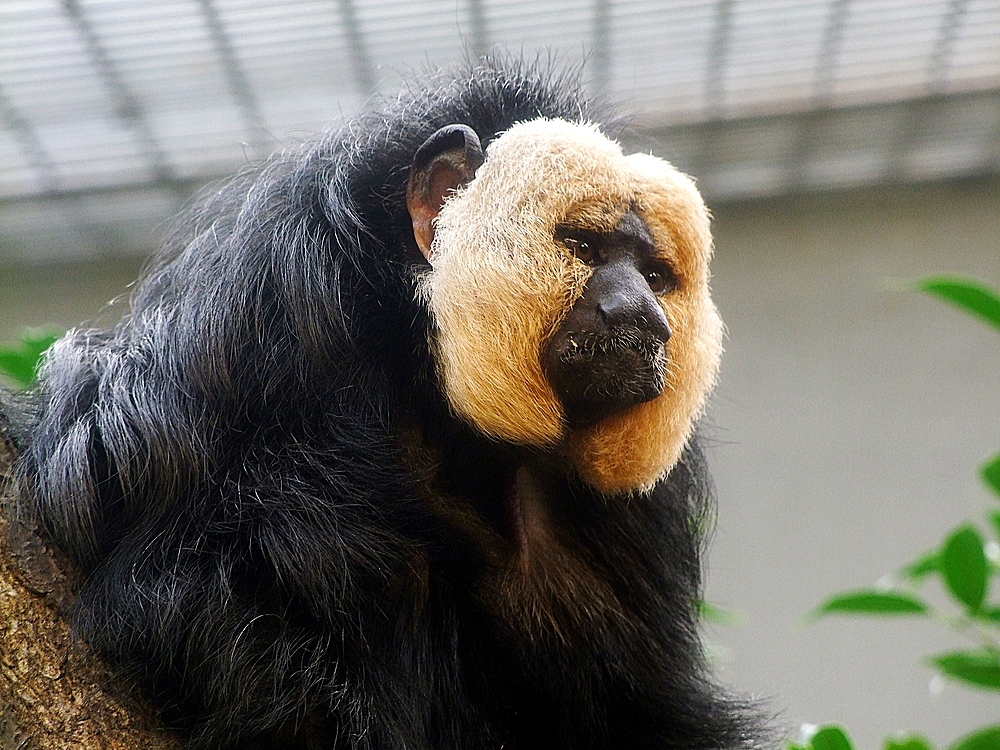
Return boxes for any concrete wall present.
[706,180,999,747]
[0,257,145,342]
[1,179,998,745]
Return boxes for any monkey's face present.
[410,120,722,494]
[543,210,674,427]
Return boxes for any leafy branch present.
[0,328,59,387]
[795,278,1000,750]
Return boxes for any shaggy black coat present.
[3,59,761,750]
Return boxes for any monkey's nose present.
[597,291,671,343]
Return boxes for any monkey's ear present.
[406,124,484,261]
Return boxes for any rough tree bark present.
[0,432,183,749]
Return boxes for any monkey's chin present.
[547,346,667,427]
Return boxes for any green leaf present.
[700,601,741,625]
[991,511,1000,544]
[0,328,59,387]
[885,733,934,750]
[977,606,1000,625]
[0,351,36,386]
[810,726,854,750]
[982,454,1000,499]
[900,550,940,581]
[814,590,929,618]
[916,277,1000,333]
[929,649,1000,690]
[941,526,989,612]
[948,725,1000,750]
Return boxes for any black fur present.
[3,57,762,749]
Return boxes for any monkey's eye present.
[561,235,598,265]
[643,264,677,295]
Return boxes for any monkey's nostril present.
[598,293,671,343]
[597,292,636,326]
[657,315,672,343]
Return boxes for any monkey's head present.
[408,119,723,495]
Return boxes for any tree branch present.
[0,437,182,749]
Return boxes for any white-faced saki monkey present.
[1,59,765,749]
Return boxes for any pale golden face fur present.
[419,119,723,495]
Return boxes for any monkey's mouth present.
[543,328,667,426]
